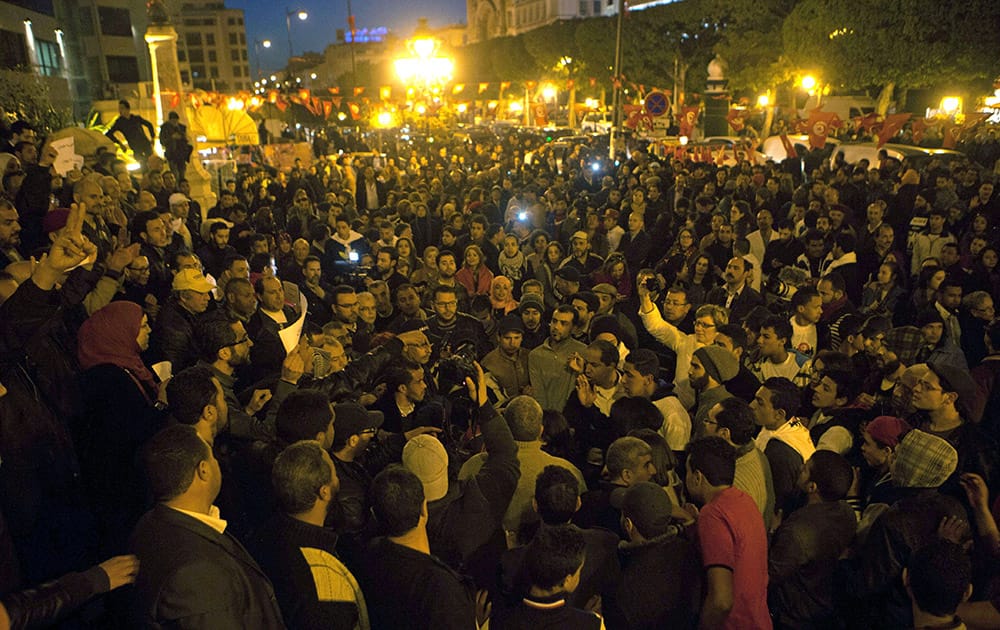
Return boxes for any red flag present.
[855,112,879,133]
[353,86,364,97]
[478,83,489,94]
[679,106,699,137]
[876,113,911,148]
[589,77,597,88]
[942,121,959,149]
[322,100,333,119]
[331,97,342,108]
[328,87,340,95]
[726,108,746,132]
[779,133,798,159]
[525,81,536,90]
[499,81,510,91]
[910,117,937,144]
[348,102,360,120]
[805,109,838,149]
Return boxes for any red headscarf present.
[77,301,156,392]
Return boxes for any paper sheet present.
[278,291,308,355]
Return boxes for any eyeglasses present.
[227,335,250,346]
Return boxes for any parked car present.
[830,143,973,171]
[761,134,841,162]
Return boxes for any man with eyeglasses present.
[425,284,488,365]
[638,270,728,410]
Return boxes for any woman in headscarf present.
[75,301,167,553]
[489,276,519,319]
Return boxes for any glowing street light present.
[285,8,308,59]
[542,84,557,101]
[941,96,961,115]
[757,93,770,108]
[800,75,817,91]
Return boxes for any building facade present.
[171,1,251,92]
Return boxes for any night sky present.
[228,0,468,71]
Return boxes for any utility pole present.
[609,0,625,159]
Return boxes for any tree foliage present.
[0,69,72,133]
[782,0,1000,91]
[713,0,798,93]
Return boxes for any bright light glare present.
[757,94,770,107]
[542,85,557,100]
[456,103,467,113]
[262,39,272,48]
[801,75,817,90]
[296,10,308,20]
[584,98,599,109]
[679,136,689,145]
[591,163,600,172]
[227,97,244,111]
[941,96,961,114]
[126,161,142,171]
[509,101,523,113]
[411,38,436,58]
[395,57,454,84]
[270,74,277,81]
[377,111,393,127]
[415,104,427,115]
[337,112,347,121]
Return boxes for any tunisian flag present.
[877,113,911,148]
[726,108,747,132]
[910,117,937,144]
[679,106,699,137]
[804,109,838,149]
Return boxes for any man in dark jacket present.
[603,482,701,630]
[251,441,367,630]
[354,466,477,630]
[768,451,857,629]
[149,268,213,371]
[402,363,520,576]
[129,425,285,628]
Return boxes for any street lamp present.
[285,8,308,59]
[253,38,271,79]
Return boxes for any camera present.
[766,267,810,302]
[643,276,660,292]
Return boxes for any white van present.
[830,143,970,170]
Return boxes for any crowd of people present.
[3,111,1000,629]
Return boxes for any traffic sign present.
[644,91,669,117]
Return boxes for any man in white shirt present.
[788,286,822,358]
[754,315,807,381]
[637,271,728,410]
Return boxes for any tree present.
[783,0,1000,115]
[0,69,72,133]
[621,1,723,106]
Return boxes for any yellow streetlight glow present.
[377,111,393,127]
[296,10,308,20]
[584,98,599,109]
[456,103,467,113]
[542,85,557,100]
[227,97,245,111]
[262,39,271,48]
[757,94,770,108]
[941,96,961,114]
[411,37,436,59]
[801,75,817,90]
[415,104,427,115]
[509,101,523,113]
[337,112,347,121]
